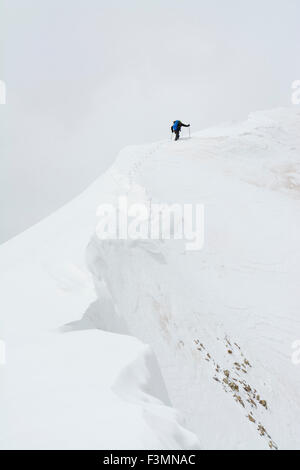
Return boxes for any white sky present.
[1,0,300,242]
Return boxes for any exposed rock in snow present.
[86,108,300,450]
[1,107,300,450]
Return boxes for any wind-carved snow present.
[2,108,299,450]
[0,156,199,448]
[86,108,300,450]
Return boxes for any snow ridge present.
[87,108,300,450]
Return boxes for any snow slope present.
[0,158,199,449]
[85,108,300,450]
[1,107,300,450]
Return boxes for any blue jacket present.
[171,121,190,133]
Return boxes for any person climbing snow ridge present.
[171,120,190,141]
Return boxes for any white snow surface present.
[86,108,300,450]
[1,107,300,449]
[0,153,199,449]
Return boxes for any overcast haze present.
[1,0,300,243]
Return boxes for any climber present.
[171,120,190,141]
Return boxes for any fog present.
[1,0,300,243]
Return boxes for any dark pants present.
[174,130,180,141]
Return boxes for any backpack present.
[173,120,180,132]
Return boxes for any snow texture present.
[1,107,300,449]
[86,108,300,450]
